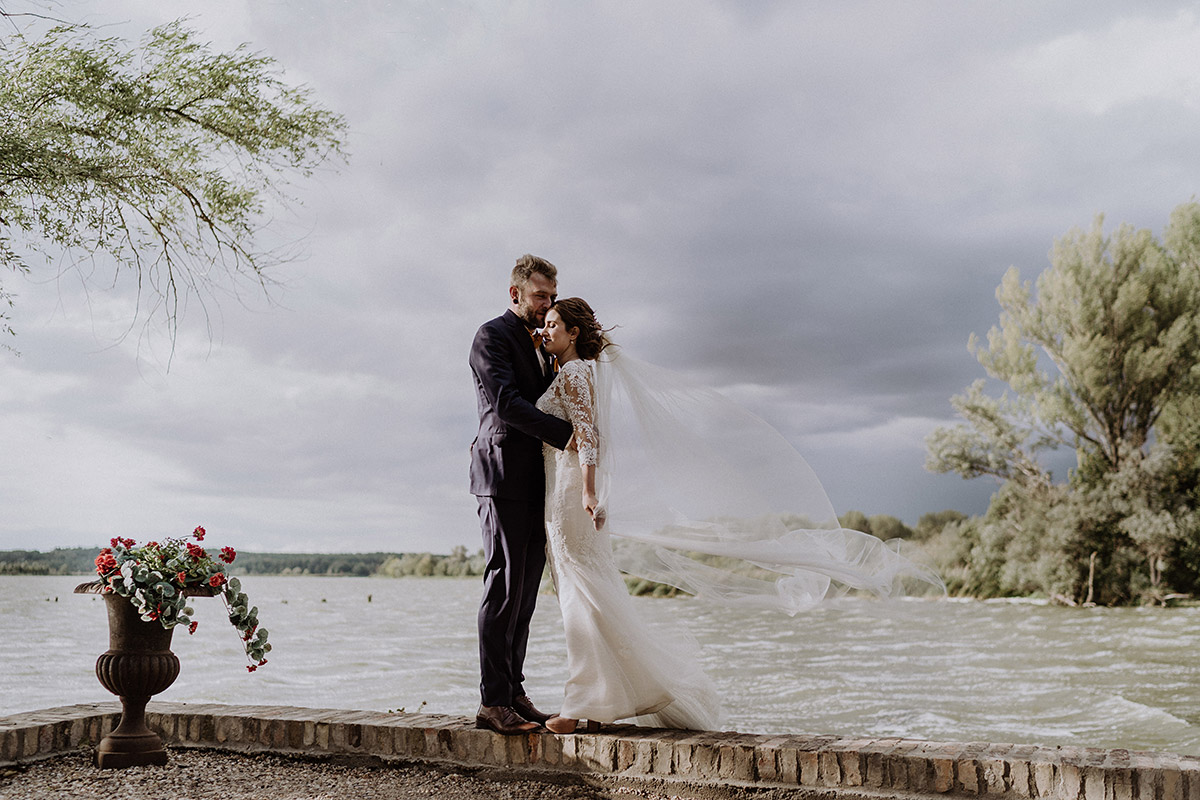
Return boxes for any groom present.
[469,254,573,735]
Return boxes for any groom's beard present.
[514,304,547,329]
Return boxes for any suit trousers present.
[476,494,547,707]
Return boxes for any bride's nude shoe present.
[545,716,601,734]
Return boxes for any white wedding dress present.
[535,348,942,731]
[537,358,720,730]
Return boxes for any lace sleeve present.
[559,362,599,466]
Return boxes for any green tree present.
[913,510,967,542]
[867,514,914,541]
[837,510,871,534]
[1156,393,1200,594]
[929,205,1200,484]
[926,203,1200,602]
[918,515,984,596]
[0,11,346,347]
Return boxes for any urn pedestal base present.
[94,710,170,769]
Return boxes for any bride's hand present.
[583,490,605,530]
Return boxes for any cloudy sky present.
[4,0,1200,555]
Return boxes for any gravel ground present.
[0,748,806,800]
[0,749,620,800]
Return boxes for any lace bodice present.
[536,359,598,466]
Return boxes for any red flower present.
[219,546,236,564]
[188,621,199,635]
[192,526,206,541]
[246,664,257,673]
[176,571,188,584]
[110,538,120,548]
[94,552,117,575]
[209,573,227,588]
[186,543,207,560]
[146,541,158,549]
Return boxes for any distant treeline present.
[835,509,965,544]
[0,544,704,598]
[0,546,488,578]
[0,517,967,601]
[0,548,96,576]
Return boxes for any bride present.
[534,298,942,734]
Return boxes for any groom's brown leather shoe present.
[512,694,553,725]
[476,704,539,735]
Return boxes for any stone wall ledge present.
[3,702,1199,800]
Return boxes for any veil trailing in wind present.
[591,344,944,615]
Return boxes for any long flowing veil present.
[592,344,944,615]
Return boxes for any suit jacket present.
[470,309,574,500]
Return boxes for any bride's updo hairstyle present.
[552,297,610,361]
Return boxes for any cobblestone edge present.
[3,703,1199,800]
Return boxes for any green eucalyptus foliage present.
[0,15,346,344]
[926,203,1200,604]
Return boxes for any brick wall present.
[3,703,1198,800]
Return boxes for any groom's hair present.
[511,254,558,290]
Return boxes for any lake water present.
[3,575,1200,755]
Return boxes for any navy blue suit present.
[470,309,573,707]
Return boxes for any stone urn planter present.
[75,582,215,769]
[78,527,272,767]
